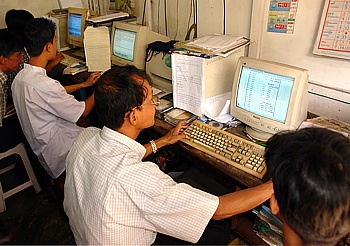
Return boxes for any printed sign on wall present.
[267,0,299,34]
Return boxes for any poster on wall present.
[313,0,350,60]
[267,0,299,34]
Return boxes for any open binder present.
[174,34,250,57]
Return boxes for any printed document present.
[84,26,111,72]
[172,54,205,116]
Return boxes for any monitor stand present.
[246,126,273,142]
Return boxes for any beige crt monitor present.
[230,57,309,141]
[67,8,88,48]
[110,21,170,71]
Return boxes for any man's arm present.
[143,121,187,158]
[46,53,64,73]
[213,180,273,220]
[81,92,95,118]
[64,72,101,94]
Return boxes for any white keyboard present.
[181,120,267,179]
[60,54,83,67]
[87,12,129,23]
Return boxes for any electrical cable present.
[194,0,197,25]
[174,0,179,40]
[187,0,193,31]
[157,0,161,32]
[164,0,168,36]
[184,0,197,40]
[223,0,226,34]
[142,0,146,25]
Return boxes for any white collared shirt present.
[12,64,85,178]
[64,126,219,245]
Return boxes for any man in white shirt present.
[11,18,101,179]
[64,65,273,245]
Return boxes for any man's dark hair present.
[265,127,350,245]
[95,65,152,129]
[5,9,34,39]
[0,30,23,58]
[23,17,56,57]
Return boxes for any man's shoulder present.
[77,126,101,140]
[14,65,61,91]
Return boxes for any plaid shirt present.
[0,71,8,127]
[5,49,29,101]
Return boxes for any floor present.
[0,156,75,245]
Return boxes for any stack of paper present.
[174,34,250,57]
[252,205,283,246]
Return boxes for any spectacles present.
[132,96,160,112]
[140,95,160,107]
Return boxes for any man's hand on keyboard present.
[51,53,65,66]
[161,120,188,145]
[83,72,101,87]
[46,53,65,73]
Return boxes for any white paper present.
[58,0,84,9]
[172,54,205,116]
[205,92,231,117]
[205,95,233,123]
[84,26,111,72]
[187,34,244,50]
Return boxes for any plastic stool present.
[0,143,42,212]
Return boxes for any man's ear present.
[270,193,280,215]
[45,42,54,53]
[126,110,137,126]
[0,56,6,65]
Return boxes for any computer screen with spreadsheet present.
[230,57,309,141]
[67,8,87,48]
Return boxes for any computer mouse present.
[70,62,84,68]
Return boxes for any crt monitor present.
[110,21,171,71]
[230,56,309,141]
[110,22,149,70]
[67,7,87,48]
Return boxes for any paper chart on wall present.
[313,0,350,60]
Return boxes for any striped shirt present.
[64,126,219,245]
[0,71,7,127]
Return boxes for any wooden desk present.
[152,118,267,189]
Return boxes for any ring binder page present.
[174,34,250,57]
[172,54,205,116]
[84,26,111,72]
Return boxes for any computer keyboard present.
[60,54,83,67]
[87,12,129,23]
[181,120,267,179]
